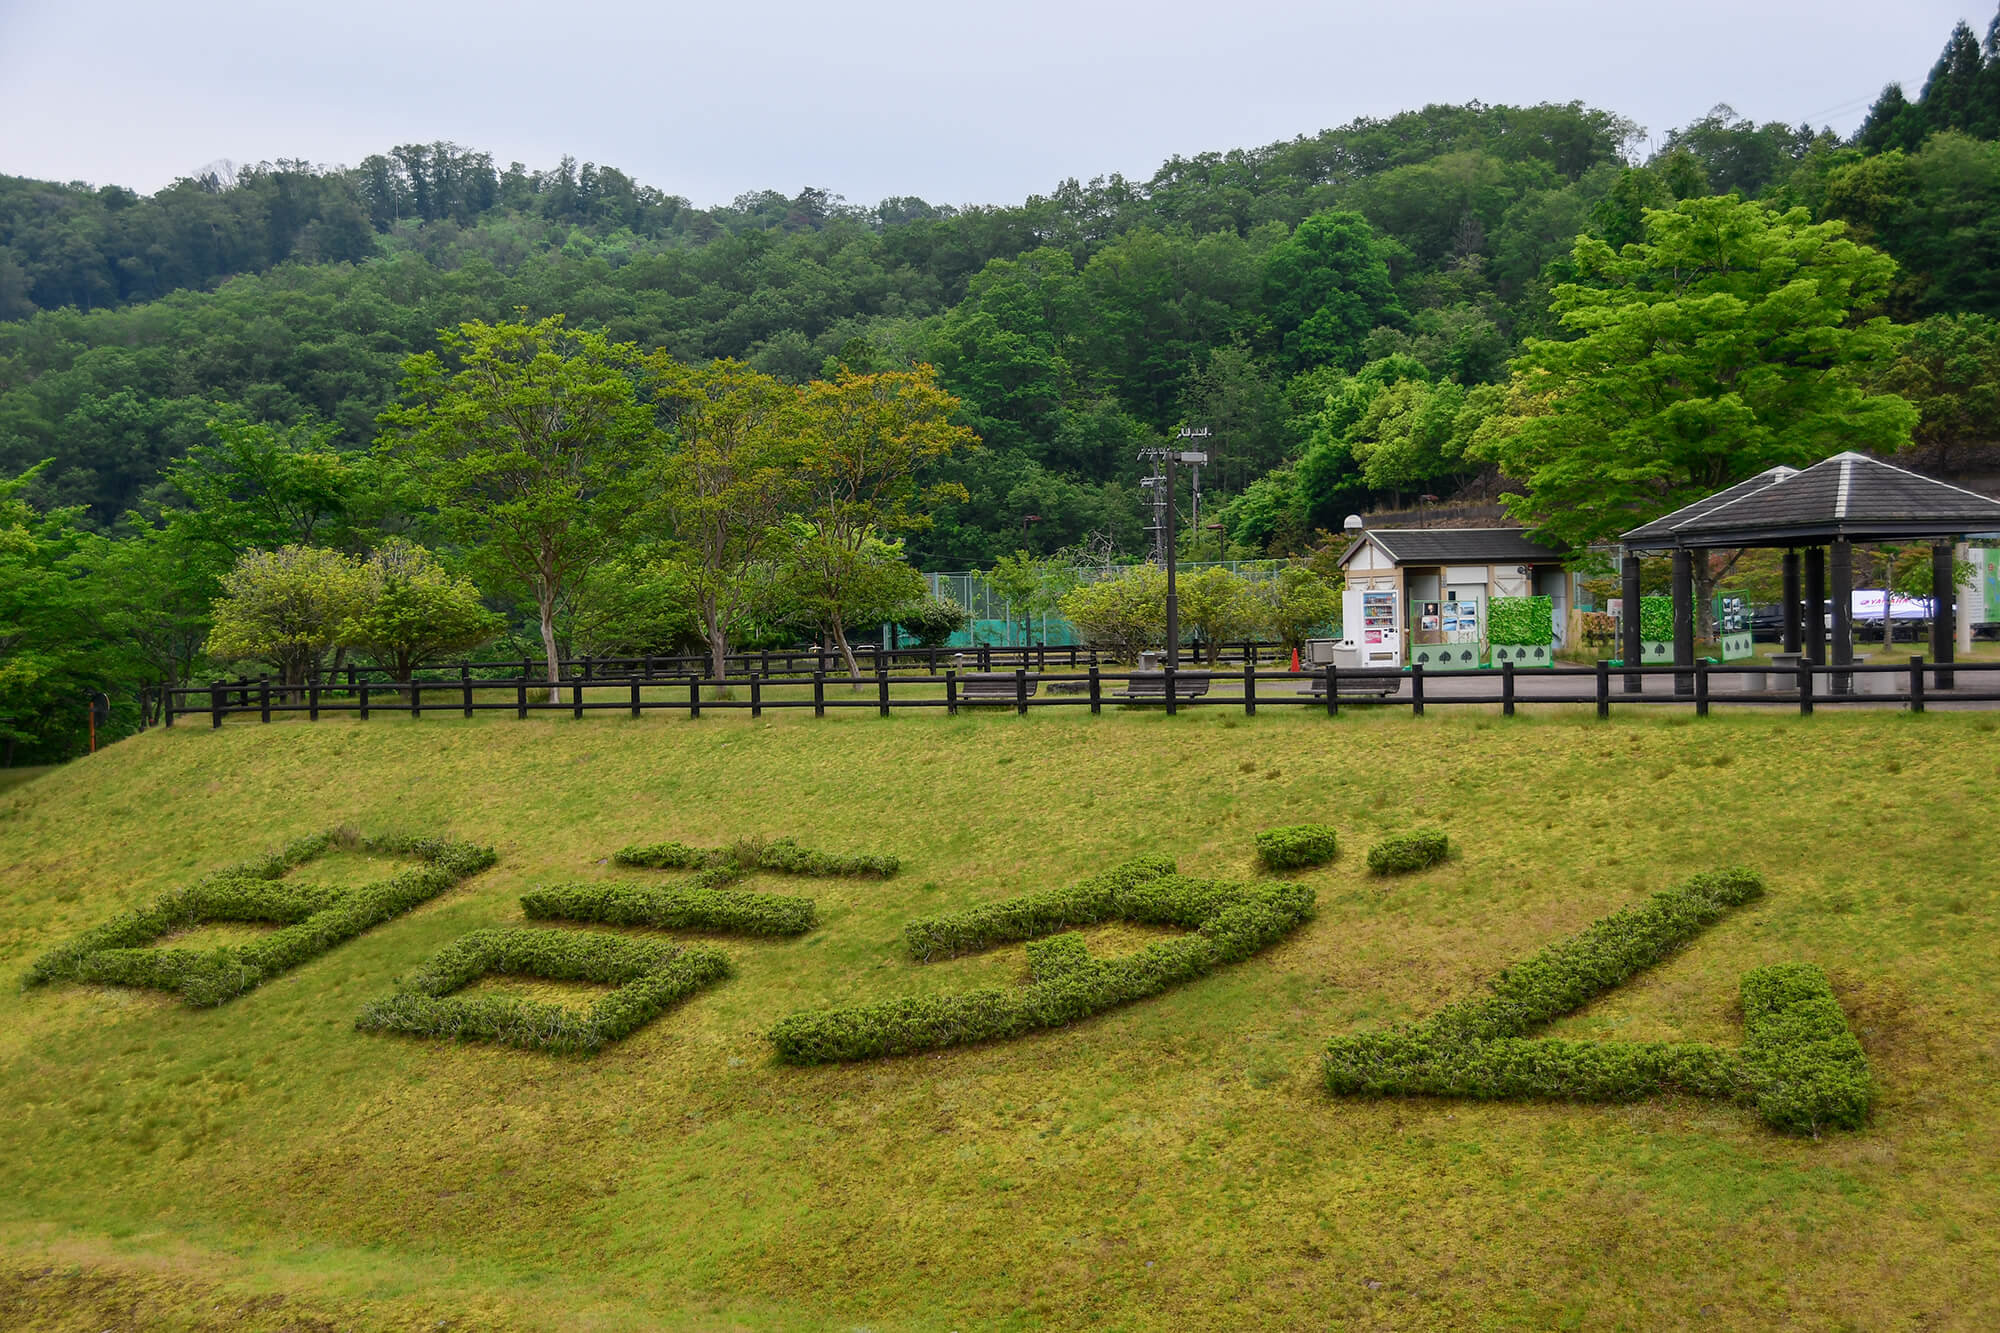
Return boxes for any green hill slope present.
[0,709,1994,1329]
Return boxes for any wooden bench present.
[959,672,1040,704]
[1300,670,1401,699]
[1114,671,1212,701]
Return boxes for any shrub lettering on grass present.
[361,833,895,1053]
[1255,824,1339,872]
[1322,868,1875,1135]
[768,856,1315,1064]
[356,928,733,1054]
[1367,830,1449,875]
[23,830,497,1007]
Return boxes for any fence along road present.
[144,654,2000,729]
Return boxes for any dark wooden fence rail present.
[140,657,2000,730]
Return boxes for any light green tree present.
[380,315,654,700]
[1177,567,1262,663]
[1058,565,1167,662]
[1260,566,1343,657]
[343,539,504,683]
[651,356,806,678]
[204,545,371,693]
[986,549,1079,646]
[1475,196,1917,561]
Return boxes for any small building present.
[1336,527,1571,668]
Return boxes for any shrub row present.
[769,860,1315,1064]
[520,882,817,936]
[24,830,496,1007]
[612,835,898,888]
[1366,831,1450,875]
[1322,869,1875,1132]
[356,927,732,1054]
[1255,824,1339,871]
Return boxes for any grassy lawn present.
[0,707,1995,1329]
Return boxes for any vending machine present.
[1342,588,1402,669]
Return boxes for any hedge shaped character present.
[1322,868,1874,1135]
[359,833,891,1053]
[768,855,1315,1064]
[23,830,497,1008]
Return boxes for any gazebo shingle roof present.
[1622,453,2000,549]
[1343,527,1568,566]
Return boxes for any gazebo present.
[1620,452,2000,694]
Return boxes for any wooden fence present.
[140,656,2000,730]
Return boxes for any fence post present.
[1909,654,1925,714]
[259,675,271,724]
[359,682,371,721]
[572,680,584,721]
[1502,659,1515,718]
[690,677,701,719]
[1015,666,1028,716]
[1798,660,1814,716]
[1326,664,1338,717]
[946,669,959,716]
[1410,661,1424,717]
[748,674,761,718]
[878,664,891,717]
[629,677,641,719]
[813,671,825,718]
[1695,659,1709,718]
[462,665,474,718]
[163,684,175,728]
[1037,642,1046,672]
[582,655,594,683]
[1164,662,1178,717]
[516,678,527,720]
[1088,664,1100,714]
[211,679,225,729]
[412,682,422,720]
[1595,660,1609,719]
[308,681,319,722]
[1243,658,1256,717]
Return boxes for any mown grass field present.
[0,705,1995,1330]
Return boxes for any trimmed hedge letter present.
[359,833,888,1053]
[1322,869,1875,1136]
[768,856,1315,1064]
[24,830,498,1007]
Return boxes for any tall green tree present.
[651,357,805,677]
[343,539,504,683]
[1475,197,1917,562]
[204,545,371,694]
[380,316,653,698]
[1261,212,1404,374]
[793,366,974,678]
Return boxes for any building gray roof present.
[1343,527,1569,567]
[1621,453,2000,549]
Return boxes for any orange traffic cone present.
[1290,646,1300,673]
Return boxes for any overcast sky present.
[0,1,1988,207]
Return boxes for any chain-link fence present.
[924,561,1289,648]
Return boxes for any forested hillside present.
[7,7,2000,760]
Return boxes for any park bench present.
[959,672,1040,704]
[1114,671,1213,701]
[1300,670,1401,700]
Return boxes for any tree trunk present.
[704,595,729,681]
[538,585,564,705]
[829,614,863,683]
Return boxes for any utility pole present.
[1142,428,1209,672]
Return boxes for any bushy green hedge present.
[520,882,816,936]
[356,928,731,1054]
[612,835,898,888]
[1366,831,1449,875]
[1487,596,1554,646]
[1254,824,1339,871]
[769,857,1314,1064]
[1322,869,1875,1133]
[24,830,496,1007]
[1639,595,1674,643]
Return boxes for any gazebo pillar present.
[1804,547,1826,665]
[1671,547,1695,696]
[1781,550,1802,654]
[1620,551,1643,694]
[1933,541,1956,690]
[1829,538,1854,694]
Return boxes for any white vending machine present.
[1343,588,1402,669]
